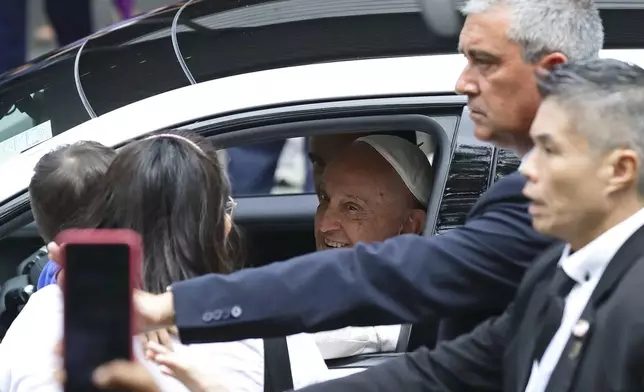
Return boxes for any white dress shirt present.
[311,325,401,379]
[518,149,532,171]
[0,285,330,392]
[313,325,401,360]
[524,207,644,392]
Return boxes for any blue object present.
[0,1,26,75]
[227,140,314,196]
[227,141,286,196]
[36,260,60,290]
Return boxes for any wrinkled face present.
[308,133,370,193]
[521,100,616,242]
[455,6,547,155]
[314,142,425,250]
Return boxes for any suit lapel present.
[544,307,595,392]
[544,225,644,392]
[588,224,644,306]
[513,246,564,392]
[515,279,551,391]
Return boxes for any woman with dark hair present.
[97,131,239,294]
[0,131,329,392]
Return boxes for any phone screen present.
[64,243,131,392]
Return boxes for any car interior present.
[0,113,452,374]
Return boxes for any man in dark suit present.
[131,0,604,344]
[295,58,644,392]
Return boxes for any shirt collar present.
[559,207,644,284]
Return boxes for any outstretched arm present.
[169,188,552,343]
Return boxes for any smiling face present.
[314,142,425,250]
[455,6,565,155]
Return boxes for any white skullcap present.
[354,134,433,207]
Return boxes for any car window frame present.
[205,113,456,236]
[1,48,642,206]
[0,95,463,238]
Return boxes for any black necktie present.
[533,267,577,362]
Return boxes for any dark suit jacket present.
[172,172,556,343]
[300,227,644,392]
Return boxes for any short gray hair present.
[537,59,644,193]
[461,0,604,62]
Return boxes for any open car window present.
[224,131,439,197]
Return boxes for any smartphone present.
[56,229,142,392]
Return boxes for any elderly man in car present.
[127,133,435,387]
[310,133,433,360]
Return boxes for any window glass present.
[77,6,190,116]
[174,0,454,84]
[0,50,91,164]
[223,137,313,197]
[0,95,52,164]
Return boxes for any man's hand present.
[55,341,161,392]
[49,241,176,332]
[134,290,175,332]
[140,326,178,351]
[146,341,229,392]
[93,360,161,392]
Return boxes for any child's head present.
[29,141,116,243]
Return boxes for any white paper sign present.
[0,120,53,162]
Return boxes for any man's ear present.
[604,148,639,195]
[401,209,427,235]
[536,52,568,71]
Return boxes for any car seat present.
[0,246,49,340]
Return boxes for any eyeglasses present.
[225,196,237,216]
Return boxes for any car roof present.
[0,0,455,152]
[0,0,447,84]
[2,0,644,85]
[1,48,643,204]
[0,53,463,193]
[5,0,644,77]
[1,0,643,143]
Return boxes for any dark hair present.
[91,130,240,294]
[29,141,116,243]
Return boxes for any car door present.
[0,94,468,369]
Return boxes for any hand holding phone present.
[56,229,142,392]
[48,241,175,334]
[92,359,161,392]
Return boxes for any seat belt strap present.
[263,337,294,392]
